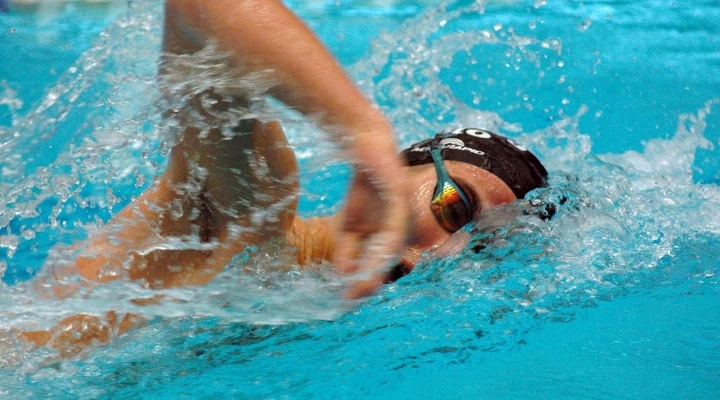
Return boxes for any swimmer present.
[18,126,547,357]
[15,0,547,356]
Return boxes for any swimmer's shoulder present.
[286,216,339,265]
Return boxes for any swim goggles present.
[430,146,474,232]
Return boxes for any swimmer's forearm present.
[164,0,394,144]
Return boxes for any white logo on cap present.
[439,138,465,148]
[505,138,527,152]
[458,128,529,152]
[463,128,492,139]
[439,138,485,156]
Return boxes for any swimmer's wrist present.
[334,114,402,168]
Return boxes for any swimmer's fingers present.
[344,273,387,300]
[333,154,409,296]
[333,232,388,300]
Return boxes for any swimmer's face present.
[397,161,517,275]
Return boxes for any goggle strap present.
[430,148,472,212]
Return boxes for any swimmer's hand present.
[333,128,409,299]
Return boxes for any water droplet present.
[577,18,593,32]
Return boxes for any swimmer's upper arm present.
[162,0,205,55]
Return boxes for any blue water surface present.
[1,1,719,399]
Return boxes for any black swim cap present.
[401,128,548,199]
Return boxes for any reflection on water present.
[1,0,719,398]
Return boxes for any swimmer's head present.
[387,128,548,282]
[400,128,548,200]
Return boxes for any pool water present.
[1,0,719,398]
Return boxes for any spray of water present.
[0,1,718,396]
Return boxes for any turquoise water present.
[1,1,719,398]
